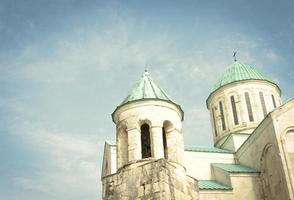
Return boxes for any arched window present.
[212,108,217,136]
[162,127,168,159]
[219,101,226,131]
[230,96,239,125]
[271,94,276,108]
[141,124,151,158]
[259,92,267,117]
[245,92,254,122]
[283,130,294,173]
[162,121,178,162]
[261,144,288,199]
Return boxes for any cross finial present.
[145,64,148,72]
[233,51,237,62]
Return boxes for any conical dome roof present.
[212,60,278,93]
[112,71,183,120]
[120,71,174,104]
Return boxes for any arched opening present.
[259,91,267,117]
[163,121,177,162]
[261,144,288,200]
[212,108,217,136]
[245,92,254,122]
[219,101,226,131]
[271,94,277,108]
[162,127,168,159]
[230,95,239,125]
[284,129,294,173]
[141,124,151,159]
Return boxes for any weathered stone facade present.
[102,159,197,200]
[101,61,294,199]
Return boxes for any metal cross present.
[233,51,237,62]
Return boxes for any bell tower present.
[112,71,185,168]
[102,70,197,200]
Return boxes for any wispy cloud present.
[12,130,101,199]
[13,177,49,194]
[264,50,283,62]
[4,14,266,198]
[1,1,293,200]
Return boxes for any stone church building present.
[101,59,294,199]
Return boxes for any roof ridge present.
[142,79,146,98]
[184,145,233,153]
[212,163,259,173]
[147,76,159,98]
[198,180,233,190]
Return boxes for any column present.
[151,126,164,159]
[127,127,142,162]
[166,128,177,163]
[174,128,184,165]
[166,128,184,165]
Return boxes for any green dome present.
[112,71,183,120]
[206,60,280,108]
[212,61,277,93]
[121,71,173,104]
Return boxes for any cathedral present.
[101,58,294,199]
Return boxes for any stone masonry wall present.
[102,159,198,200]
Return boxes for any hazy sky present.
[1,0,294,199]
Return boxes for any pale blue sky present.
[1,0,294,199]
